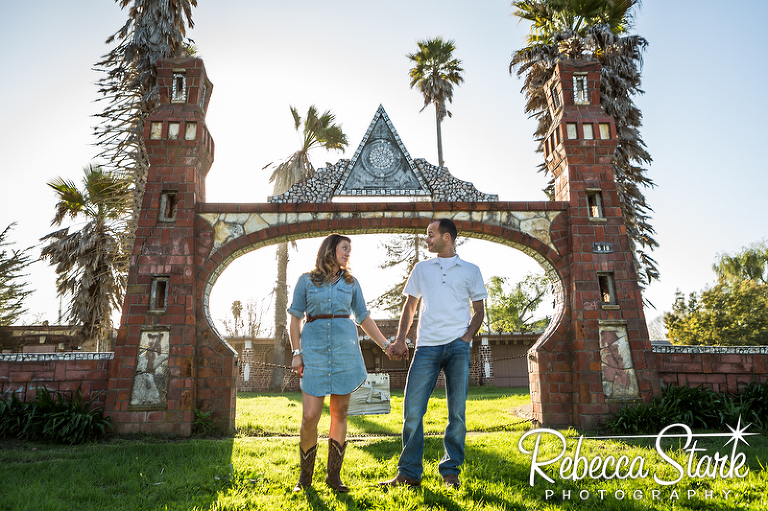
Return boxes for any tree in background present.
[263,106,348,390]
[94,0,197,270]
[407,37,464,167]
[369,234,468,317]
[713,241,768,285]
[510,0,659,286]
[230,300,243,337]
[0,224,34,326]
[665,242,768,346]
[484,273,551,333]
[369,234,428,317]
[40,165,131,350]
[220,297,270,339]
[664,283,768,347]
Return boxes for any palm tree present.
[94,0,197,273]
[407,37,464,167]
[510,0,659,286]
[40,165,130,351]
[264,106,348,390]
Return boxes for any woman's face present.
[335,239,351,269]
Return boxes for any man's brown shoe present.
[378,473,421,488]
[443,474,461,489]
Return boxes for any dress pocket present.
[336,285,353,310]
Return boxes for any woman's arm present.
[359,316,390,351]
[289,315,304,376]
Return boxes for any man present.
[380,218,486,489]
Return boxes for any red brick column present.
[528,60,660,429]
[105,58,237,435]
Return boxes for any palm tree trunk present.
[269,242,289,390]
[435,105,444,167]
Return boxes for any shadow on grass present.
[349,431,757,511]
[0,437,236,511]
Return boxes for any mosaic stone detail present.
[198,208,566,341]
[0,353,114,362]
[199,209,559,253]
[652,345,768,355]
[337,105,429,196]
[268,106,497,203]
[129,329,170,408]
[599,325,640,399]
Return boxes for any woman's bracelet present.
[291,348,302,357]
[382,340,392,352]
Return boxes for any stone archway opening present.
[205,230,566,396]
[203,230,566,346]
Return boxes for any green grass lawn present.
[236,386,533,437]
[1,388,766,511]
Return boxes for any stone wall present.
[0,353,112,407]
[654,345,768,393]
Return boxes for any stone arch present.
[197,217,569,349]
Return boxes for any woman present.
[287,234,392,493]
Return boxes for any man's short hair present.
[433,218,457,243]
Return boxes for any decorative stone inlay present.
[129,329,170,408]
[198,207,567,353]
[652,345,768,355]
[0,352,114,362]
[599,325,639,399]
[199,209,559,252]
[338,106,428,195]
[267,106,497,203]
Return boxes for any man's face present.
[425,222,447,254]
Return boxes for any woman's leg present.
[300,392,325,451]
[295,392,324,492]
[328,393,351,444]
[326,393,352,492]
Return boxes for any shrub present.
[192,408,216,436]
[0,386,112,444]
[606,381,768,434]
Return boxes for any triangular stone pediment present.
[267,105,498,203]
[335,105,430,197]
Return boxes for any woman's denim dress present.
[287,272,369,397]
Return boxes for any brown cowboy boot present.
[293,444,317,492]
[325,438,349,492]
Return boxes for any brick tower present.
[105,58,237,435]
[528,59,659,429]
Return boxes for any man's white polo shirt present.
[403,254,487,347]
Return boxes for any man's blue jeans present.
[398,338,470,480]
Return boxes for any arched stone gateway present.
[104,57,659,435]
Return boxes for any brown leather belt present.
[305,314,350,323]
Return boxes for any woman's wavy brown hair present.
[309,234,355,286]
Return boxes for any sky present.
[1,1,767,336]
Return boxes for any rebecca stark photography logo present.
[517,417,757,502]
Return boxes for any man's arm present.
[460,299,485,343]
[389,295,419,360]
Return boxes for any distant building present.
[228,318,537,392]
[0,325,81,353]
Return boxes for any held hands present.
[385,339,409,361]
